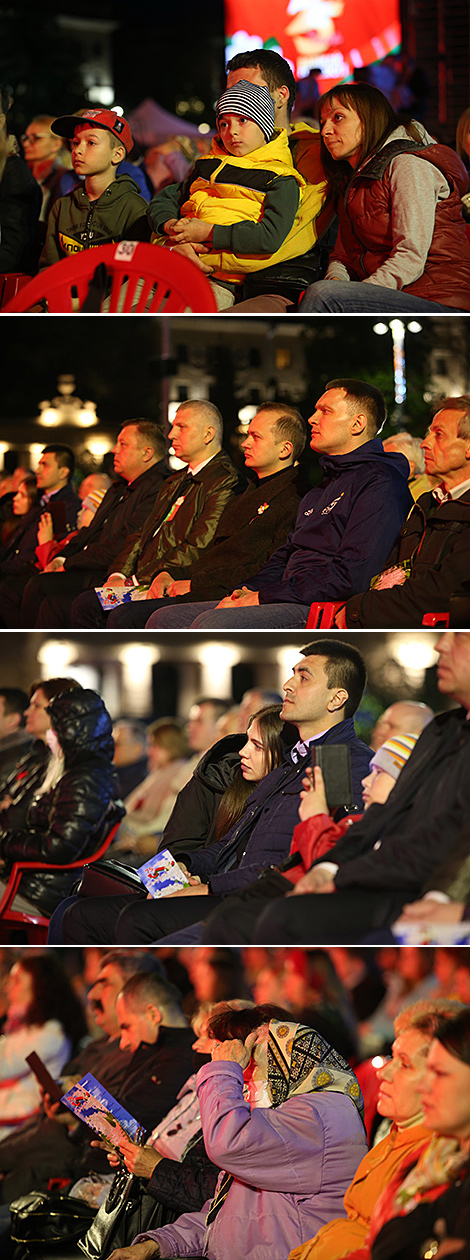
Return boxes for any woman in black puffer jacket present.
[0,688,123,915]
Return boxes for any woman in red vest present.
[300,82,470,313]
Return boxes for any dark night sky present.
[1,0,227,132]
[0,316,435,433]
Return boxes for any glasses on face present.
[21,133,50,143]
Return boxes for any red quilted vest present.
[335,139,470,309]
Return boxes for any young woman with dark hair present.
[300,82,470,314]
[214,703,284,840]
[49,704,285,945]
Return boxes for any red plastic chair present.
[0,817,122,944]
[421,613,450,627]
[306,604,451,629]
[2,242,218,313]
[0,273,32,309]
[305,601,344,628]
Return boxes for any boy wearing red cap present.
[40,109,149,267]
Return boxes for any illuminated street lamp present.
[373,320,422,425]
[36,375,98,429]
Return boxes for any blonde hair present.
[394,997,463,1038]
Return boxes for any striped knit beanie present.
[82,488,107,513]
[370,732,418,780]
[216,80,275,141]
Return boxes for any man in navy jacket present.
[145,378,413,630]
[59,639,372,945]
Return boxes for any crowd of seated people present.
[2,379,470,631]
[2,47,470,314]
[0,947,468,1260]
[1,632,469,948]
[34,633,466,949]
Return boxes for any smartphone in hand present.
[311,744,353,810]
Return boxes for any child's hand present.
[298,766,329,821]
[169,219,213,245]
[169,242,214,274]
[44,558,65,572]
[37,512,54,544]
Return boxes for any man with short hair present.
[236,688,283,734]
[78,472,113,501]
[382,431,431,500]
[252,632,470,945]
[70,399,244,628]
[151,379,412,630]
[185,698,231,758]
[112,719,149,798]
[61,639,372,946]
[370,700,434,751]
[0,950,166,1204]
[21,419,168,628]
[113,971,194,1129]
[36,444,77,498]
[339,395,470,627]
[0,688,30,793]
[110,403,307,628]
[0,445,81,627]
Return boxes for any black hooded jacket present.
[0,689,123,913]
[160,734,245,858]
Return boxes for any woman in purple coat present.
[108,1003,367,1260]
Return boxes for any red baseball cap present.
[51,109,133,155]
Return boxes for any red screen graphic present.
[224,0,401,91]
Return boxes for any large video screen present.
[224,0,402,91]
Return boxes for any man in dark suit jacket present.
[104,402,309,628]
[69,399,245,628]
[250,631,470,945]
[20,420,168,627]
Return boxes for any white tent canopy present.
[127,97,207,146]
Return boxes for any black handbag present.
[75,858,145,898]
[77,1168,167,1260]
[10,1190,96,1247]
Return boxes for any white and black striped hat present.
[216,80,275,141]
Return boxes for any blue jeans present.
[146,600,219,628]
[299,279,464,313]
[148,600,311,628]
[107,596,176,628]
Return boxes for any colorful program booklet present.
[94,584,150,611]
[61,1073,145,1148]
[137,848,190,898]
